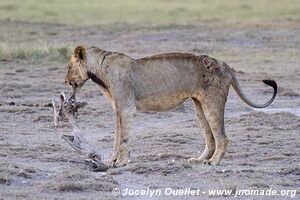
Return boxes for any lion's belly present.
[132,62,203,112]
[133,72,198,112]
[136,95,189,112]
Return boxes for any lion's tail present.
[229,69,277,108]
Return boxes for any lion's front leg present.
[104,108,135,167]
[103,125,120,167]
[103,68,136,167]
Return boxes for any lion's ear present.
[74,46,86,61]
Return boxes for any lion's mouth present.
[67,81,79,89]
[67,80,86,98]
[70,82,83,97]
[70,86,77,98]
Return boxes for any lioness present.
[65,46,277,167]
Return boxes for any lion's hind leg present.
[188,98,216,164]
[201,98,229,165]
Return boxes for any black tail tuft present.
[263,79,277,94]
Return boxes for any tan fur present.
[65,46,277,167]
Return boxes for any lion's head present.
[65,46,89,90]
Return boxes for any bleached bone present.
[52,92,108,171]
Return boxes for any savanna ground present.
[0,1,300,199]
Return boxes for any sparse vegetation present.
[45,170,117,192]
[0,175,11,185]
[0,0,299,25]
[50,180,115,192]
[0,43,72,61]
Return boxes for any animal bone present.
[52,92,108,172]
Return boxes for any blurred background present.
[0,0,299,62]
[0,0,299,25]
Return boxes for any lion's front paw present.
[203,159,220,165]
[103,158,117,167]
[114,157,129,167]
[188,157,205,164]
[104,156,128,168]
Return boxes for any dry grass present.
[0,0,299,25]
[0,43,72,61]
[50,180,115,192]
[0,175,11,185]
[45,169,118,192]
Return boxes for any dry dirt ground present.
[0,20,300,199]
